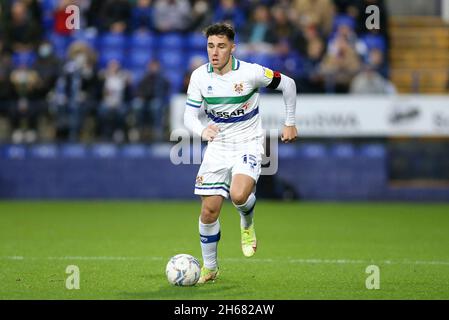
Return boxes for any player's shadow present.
[119,275,238,299]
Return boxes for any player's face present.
[207,35,235,71]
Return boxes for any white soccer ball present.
[166,254,201,286]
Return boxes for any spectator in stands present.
[213,0,246,32]
[8,63,41,143]
[319,34,361,93]
[333,0,359,19]
[328,15,368,59]
[34,41,62,118]
[131,0,155,32]
[188,0,213,33]
[182,55,207,93]
[240,4,276,54]
[292,0,335,37]
[350,66,396,95]
[98,0,132,33]
[97,60,132,143]
[4,0,42,52]
[271,5,298,47]
[298,37,326,93]
[131,60,170,142]
[153,0,191,33]
[0,42,14,118]
[365,47,388,79]
[53,41,99,142]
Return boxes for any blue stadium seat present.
[48,32,72,58]
[297,144,327,158]
[41,0,58,11]
[91,144,118,158]
[159,33,185,49]
[61,144,88,158]
[361,34,387,53]
[279,53,303,78]
[187,32,206,51]
[99,32,127,51]
[130,31,156,50]
[165,71,185,93]
[333,14,356,32]
[12,51,37,67]
[187,51,208,67]
[1,145,27,159]
[121,145,147,158]
[159,51,184,69]
[128,49,154,69]
[99,49,126,68]
[359,144,386,158]
[247,53,274,68]
[29,145,58,159]
[130,68,147,84]
[329,144,356,158]
[72,30,98,50]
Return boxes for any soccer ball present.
[166,254,201,286]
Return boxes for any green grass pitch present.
[1,201,449,300]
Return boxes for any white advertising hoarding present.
[170,95,449,137]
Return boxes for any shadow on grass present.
[119,275,239,300]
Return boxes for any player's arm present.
[184,105,219,142]
[183,72,219,142]
[260,67,298,143]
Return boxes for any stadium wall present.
[1,143,448,201]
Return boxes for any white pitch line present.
[1,256,449,266]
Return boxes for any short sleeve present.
[186,70,203,108]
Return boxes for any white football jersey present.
[186,56,277,151]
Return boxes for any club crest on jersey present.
[207,86,213,94]
[195,176,204,186]
[234,83,244,94]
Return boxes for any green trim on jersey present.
[187,98,203,105]
[231,56,240,70]
[204,88,258,105]
[207,56,240,73]
[200,182,231,188]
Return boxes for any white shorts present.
[194,143,264,199]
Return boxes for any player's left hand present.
[281,125,298,143]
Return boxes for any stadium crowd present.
[0,0,392,143]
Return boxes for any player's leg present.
[230,174,256,228]
[230,152,262,258]
[198,195,223,283]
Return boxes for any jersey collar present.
[207,56,240,73]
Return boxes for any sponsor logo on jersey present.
[263,67,274,79]
[209,108,245,119]
[207,86,213,94]
[234,82,244,94]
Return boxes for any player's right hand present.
[202,124,220,142]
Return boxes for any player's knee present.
[200,206,220,224]
[230,191,249,206]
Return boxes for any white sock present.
[199,218,220,270]
[233,193,256,228]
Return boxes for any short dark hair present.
[203,23,235,41]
